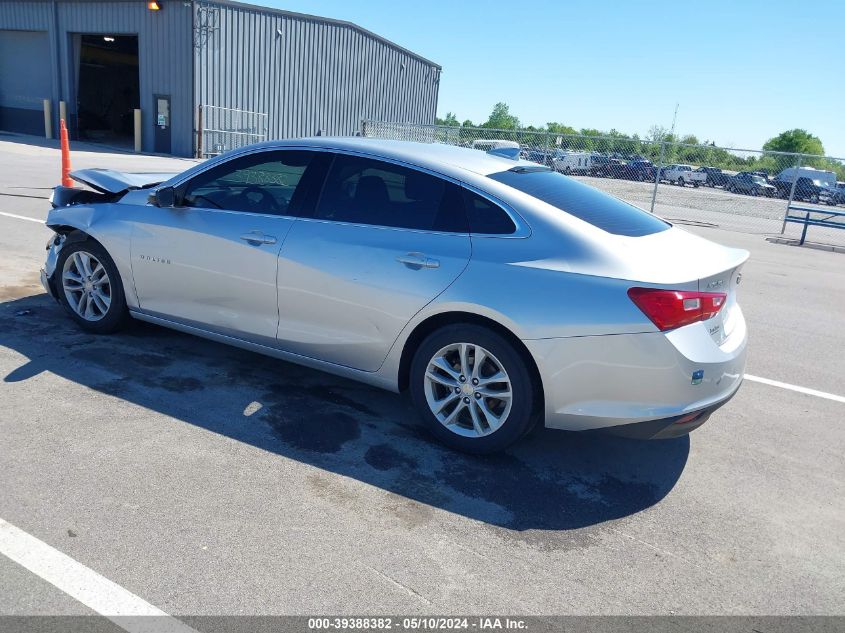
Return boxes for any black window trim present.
[295,148,531,238]
[170,145,531,238]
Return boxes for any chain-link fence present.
[362,121,845,247]
[197,105,267,158]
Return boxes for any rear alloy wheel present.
[56,240,128,333]
[410,324,538,453]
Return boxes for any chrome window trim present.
[170,145,532,239]
[167,205,300,222]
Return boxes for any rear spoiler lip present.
[69,168,179,194]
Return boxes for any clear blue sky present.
[265,0,845,156]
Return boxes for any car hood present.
[70,168,179,194]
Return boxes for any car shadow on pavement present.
[1,293,690,533]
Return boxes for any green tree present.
[435,112,460,127]
[546,122,577,135]
[482,102,520,129]
[763,129,824,156]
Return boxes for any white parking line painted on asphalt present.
[0,211,44,223]
[745,374,845,404]
[0,518,198,633]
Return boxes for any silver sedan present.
[41,138,748,453]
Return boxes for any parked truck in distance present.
[771,176,829,203]
[660,164,707,187]
[696,166,731,188]
[774,167,836,189]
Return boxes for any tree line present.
[435,103,844,180]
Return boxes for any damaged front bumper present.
[41,233,64,301]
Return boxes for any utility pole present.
[669,103,679,139]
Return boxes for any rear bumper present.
[525,307,747,433]
[597,386,739,439]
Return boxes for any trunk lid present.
[598,226,748,344]
[699,263,745,345]
[602,225,749,285]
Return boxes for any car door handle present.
[239,231,277,245]
[395,252,440,269]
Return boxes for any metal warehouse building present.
[0,0,440,157]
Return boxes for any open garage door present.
[75,33,139,147]
[0,30,51,135]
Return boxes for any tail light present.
[627,287,727,331]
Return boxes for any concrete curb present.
[765,236,845,254]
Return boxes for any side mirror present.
[149,186,176,208]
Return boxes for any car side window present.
[314,154,466,232]
[182,150,316,215]
[462,188,516,235]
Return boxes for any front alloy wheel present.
[55,240,128,333]
[62,250,111,321]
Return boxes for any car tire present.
[752,188,758,196]
[409,324,539,454]
[55,239,128,334]
[810,194,819,204]
[678,177,685,187]
[565,166,572,175]
[693,182,699,188]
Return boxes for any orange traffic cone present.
[60,118,73,188]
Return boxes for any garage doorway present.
[75,34,139,147]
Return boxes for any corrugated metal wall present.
[195,0,440,140]
[0,1,193,156]
[1,1,439,156]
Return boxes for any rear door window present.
[314,154,467,232]
[488,168,670,237]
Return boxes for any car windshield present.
[488,169,670,237]
[751,176,765,184]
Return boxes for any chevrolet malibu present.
[41,138,748,453]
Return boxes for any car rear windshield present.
[488,169,670,237]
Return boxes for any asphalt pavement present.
[1,134,843,620]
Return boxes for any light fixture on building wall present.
[103,36,115,42]
[147,1,162,11]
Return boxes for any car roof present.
[247,137,535,177]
